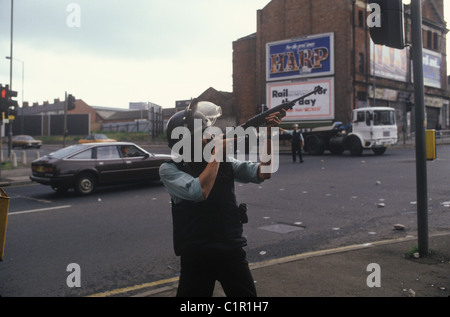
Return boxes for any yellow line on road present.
[87,277,179,297]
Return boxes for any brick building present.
[21,98,104,131]
[233,0,449,135]
[164,87,236,132]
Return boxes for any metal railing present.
[409,130,450,144]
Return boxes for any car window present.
[69,149,93,160]
[97,146,121,160]
[49,145,86,159]
[120,145,146,157]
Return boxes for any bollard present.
[0,188,10,261]
[35,151,40,160]
[11,152,17,168]
[22,151,27,165]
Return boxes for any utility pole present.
[63,92,67,148]
[8,0,14,159]
[368,0,429,256]
[411,0,429,256]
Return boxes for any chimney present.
[23,101,29,108]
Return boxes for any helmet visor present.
[196,101,222,126]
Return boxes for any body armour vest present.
[292,130,302,147]
[170,161,247,256]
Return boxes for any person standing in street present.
[159,100,285,297]
[281,124,304,163]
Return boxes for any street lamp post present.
[411,0,429,257]
[7,0,14,158]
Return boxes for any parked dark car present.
[11,135,42,149]
[30,142,172,195]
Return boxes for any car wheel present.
[74,172,97,195]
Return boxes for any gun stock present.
[239,85,324,129]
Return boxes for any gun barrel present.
[239,85,323,129]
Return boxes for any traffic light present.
[6,87,18,108]
[0,85,7,112]
[0,84,18,121]
[256,104,268,114]
[406,99,414,113]
[67,94,76,110]
[368,0,405,49]
[8,107,17,117]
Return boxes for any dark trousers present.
[176,248,257,297]
[292,145,303,162]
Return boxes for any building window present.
[358,53,365,73]
[358,10,364,28]
[427,30,432,49]
[433,32,439,50]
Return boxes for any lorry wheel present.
[373,147,386,155]
[348,137,363,156]
[306,135,325,155]
[329,136,345,155]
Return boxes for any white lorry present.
[299,107,398,156]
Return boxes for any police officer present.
[281,124,304,163]
[159,100,284,297]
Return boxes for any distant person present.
[281,124,304,163]
[435,121,442,138]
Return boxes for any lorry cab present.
[350,107,398,155]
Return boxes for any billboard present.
[370,40,408,82]
[267,77,334,121]
[370,41,442,89]
[266,33,334,81]
[422,48,441,89]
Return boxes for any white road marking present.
[9,205,72,216]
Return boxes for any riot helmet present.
[166,98,222,148]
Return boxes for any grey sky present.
[1,1,449,109]
[0,0,270,108]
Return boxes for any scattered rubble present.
[394,224,405,231]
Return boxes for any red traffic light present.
[0,84,18,110]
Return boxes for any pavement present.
[0,165,32,188]
[133,233,450,298]
[2,166,449,298]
